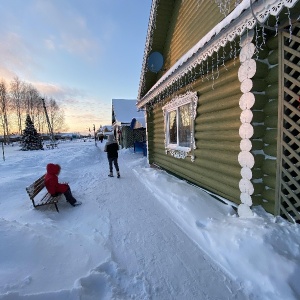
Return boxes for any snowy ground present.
[0,140,299,300]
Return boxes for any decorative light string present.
[139,0,299,110]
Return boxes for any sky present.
[0,0,152,133]
[0,140,300,299]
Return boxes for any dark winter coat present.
[104,135,119,159]
[44,163,69,196]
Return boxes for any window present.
[162,91,198,160]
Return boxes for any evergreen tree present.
[21,115,43,151]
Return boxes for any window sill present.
[166,145,191,152]
[165,146,194,161]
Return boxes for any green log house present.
[137,0,300,222]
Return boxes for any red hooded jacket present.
[44,163,68,195]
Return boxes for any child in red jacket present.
[44,163,81,207]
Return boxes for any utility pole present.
[93,124,96,146]
[41,98,55,142]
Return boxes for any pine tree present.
[21,115,44,151]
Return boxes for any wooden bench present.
[46,143,58,149]
[26,175,62,212]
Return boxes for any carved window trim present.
[162,91,198,161]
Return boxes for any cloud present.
[33,81,86,100]
[0,32,37,79]
[31,79,112,130]
[44,37,56,51]
[34,1,102,61]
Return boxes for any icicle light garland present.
[137,0,300,109]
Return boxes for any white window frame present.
[162,91,198,161]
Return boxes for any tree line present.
[0,76,67,143]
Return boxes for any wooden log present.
[239,43,256,63]
[152,149,241,180]
[266,83,279,99]
[240,79,253,93]
[253,61,269,79]
[252,194,275,214]
[152,143,166,152]
[252,111,265,123]
[253,154,265,168]
[252,168,263,179]
[152,131,165,139]
[253,182,264,194]
[266,65,278,84]
[152,125,164,133]
[152,127,165,135]
[264,100,278,116]
[195,158,241,178]
[152,136,164,145]
[265,116,278,128]
[198,140,240,152]
[252,194,263,205]
[239,178,254,195]
[198,80,241,105]
[263,144,277,157]
[196,118,241,131]
[238,59,256,82]
[240,192,253,206]
[252,79,268,92]
[239,92,255,110]
[268,49,279,66]
[262,159,277,176]
[195,130,240,142]
[196,148,239,166]
[252,139,264,150]
[252,94,268,109]
[239,123,254,139]
[263,129,277,144]
[241,166,252,180]
[252,124,266,139]
[198,93,240,114]
[262,188,276,203]
[240,109,253,124]
[153,152,241,190]
[256,47,269,60]
[198,106,241,124]
[193,61,240,95]
[263,175,276,190]
[240,139,252,151]
[238,151,254,168]
[266,36,278,50]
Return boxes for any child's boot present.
[117,171,120,178]
[108,172,113,177]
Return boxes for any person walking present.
[104,134,120,178]
[44,163,82,207]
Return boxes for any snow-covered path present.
[2,140,300,300]
[0,140,247,299]
[97,148,247,300]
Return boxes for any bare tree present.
[24,83,40,123]
[10,77,26,134]
[35,97,47,133]
[0,80,10,144]
[45,98,66,134]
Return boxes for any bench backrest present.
[26,175,46,200]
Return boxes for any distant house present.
[137,1,300,221]
[112,99,146,149]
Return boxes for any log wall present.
[250,35,279,214]
[147,57,242,204]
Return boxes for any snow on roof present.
[137,0,300,107]
[112,99,145,126]
[101,125,113,131]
